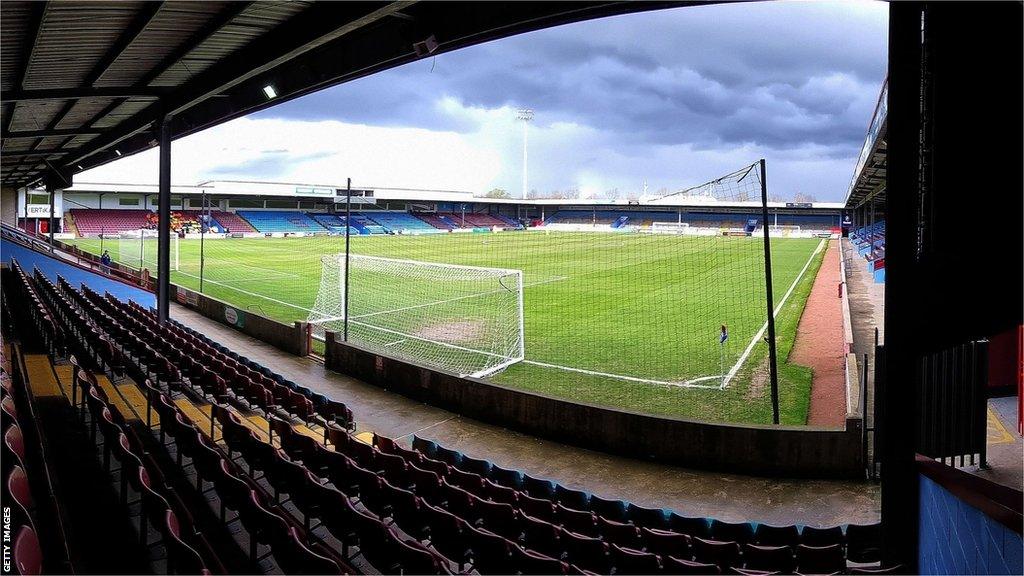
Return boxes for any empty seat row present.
[1,364,44,576]
[9,262,899,576]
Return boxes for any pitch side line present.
[721,238,826,389]
[171,270,315,313]
[521,360,724,389]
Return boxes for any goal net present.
[308,254,525,378]
[117,230,178,271]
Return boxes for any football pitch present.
[70,232,826,425]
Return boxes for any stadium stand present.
[205,211,257,234]
[412,212,456,230]
[543,210,839,232]
[371,212,447,234]
[3,247,899,575]
[69,209,153,237]
[849,221,886,282]
[439,213,510,228]
[496,214,524,228]
[348,215,388,235]
[309,213,361,235]
[545,210,622,225]
[235,211,325,233]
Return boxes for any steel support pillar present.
[157,117,172,323]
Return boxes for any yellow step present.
[118,382,154,425]
[174,397,216,435]
[294,423,323,442]
[96,376,138,421]
[243,414,272,443]
[52,364,75,400]
[24,355,62,398]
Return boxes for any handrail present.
[1,223,155,293]
[916,454,1023,534]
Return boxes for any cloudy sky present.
[81,1,888,202]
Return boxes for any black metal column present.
[48,187,55,246]
[343,178,351,342]
[759,158,780,424]
[157,116,172,323]
[881,2,924,568]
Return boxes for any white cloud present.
[79,116,504,192]
[80,97,857,201]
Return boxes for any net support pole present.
[48,185,55,247]
[199,190,206,292]
[157,115,172,324]
[759,158,781,424]
[343,178,351,342]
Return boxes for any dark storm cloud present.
[255,1,886,155]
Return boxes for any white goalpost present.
[117,229,178,271]
[308,254,525,379]
[646,221,691,235]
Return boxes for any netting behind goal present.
[308,254,525,378]
[117,230,178,272]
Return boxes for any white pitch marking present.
[521,360,724,389]
[171,269,314,312]
[720,238,825,389]
[347,274,568,321]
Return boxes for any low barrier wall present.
[324,333,864,478]
[917,455,1022,574]
[169,284,308,356]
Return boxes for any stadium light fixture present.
[262,84,278,99]
[516,109,534,199]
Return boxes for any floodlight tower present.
[516,108,534,199]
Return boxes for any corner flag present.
[720,324,728,344]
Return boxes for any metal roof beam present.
[87,2,164,86]
[62,1,254,175]
[4,128,102,139]
[5,2,165,178]
[2,87,168,102]
[1,150,68,159]
[63,2,415,168]
[3,2,47,138]
[138,1,254,87]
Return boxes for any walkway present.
[792,239,847,427]
[171,302,881,526]
[842,238,885,462]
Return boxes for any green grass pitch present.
[71,231,826,425]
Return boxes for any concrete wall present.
[169,284,308,356]
[918,467,1022,574]
[324,334,864,478]
[1,187,16,225]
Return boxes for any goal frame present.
[118,229,179,272]
[646,221,692,235]
[308,253,525,379]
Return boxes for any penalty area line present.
[521,360,723,389]
[172,270,313,313]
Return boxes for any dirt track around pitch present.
[791,239,847,427]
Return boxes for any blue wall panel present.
[1,240,155,307]
[919,474,1023,575]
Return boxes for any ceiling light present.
[76,165,83,170]
[114,149,122,156]
[262,84,278,99]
